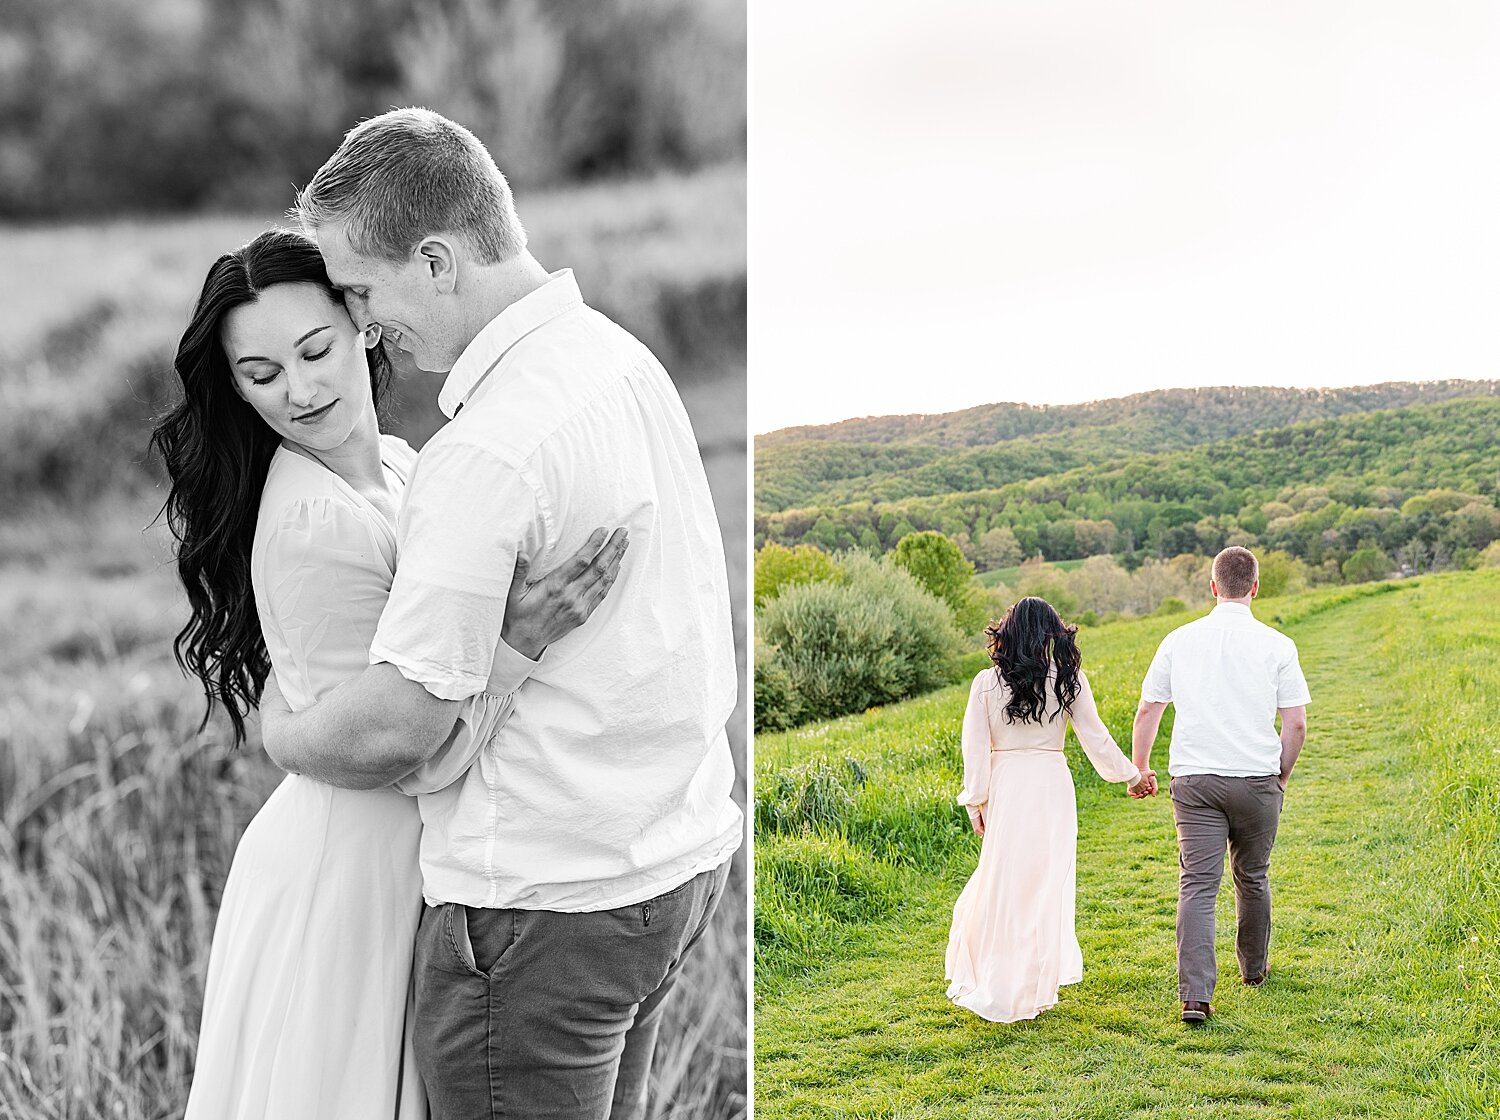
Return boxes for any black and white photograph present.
[0,3,746,1118]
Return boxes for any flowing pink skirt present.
[945,749,1082,1022]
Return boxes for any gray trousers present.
[1170,774,1283,1002]
[411,860,731,1120]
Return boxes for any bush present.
[1343,546,1393,584]
[753,634,802,733]
[753,541,838,607]
[757,554,960,726]
[891,530,988,632]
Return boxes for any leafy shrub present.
[891,530,990,633]
[752,634,802,733]
[753,541,838,607]
[757,554,960,726]
[1343,546,1393,583]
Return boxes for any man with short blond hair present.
[1133,545,1310,1024]
[263,108,741,1119]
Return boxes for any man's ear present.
[1250,579,1259,599]
[415,236,459,294]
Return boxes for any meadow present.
[0,165,748,1119]
[754,570,1499,1118]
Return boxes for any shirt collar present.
[437,269,583,418]
[1211,601,1254,616]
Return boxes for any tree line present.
[756,398,1500,578]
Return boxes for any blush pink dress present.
[945,667,1140,1023]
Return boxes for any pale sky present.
[749,1,1500,434]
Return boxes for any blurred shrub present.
[757,553,959,727]
[1342,546,1393,584]
[0,0,746,217]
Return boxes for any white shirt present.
[369,270,743,912]
[1140,602,1312,777]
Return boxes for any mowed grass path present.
[754,571,1499,1118]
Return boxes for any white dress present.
[184,436,514,1120]
[944,667,1140,1023]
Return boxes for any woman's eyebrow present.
[234,325,332,364]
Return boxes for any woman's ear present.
[362,323,383,349]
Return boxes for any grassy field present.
[0,166,747,1119]
[754,571,1499,1118]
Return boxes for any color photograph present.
[752,4,1499,1117]
[0,3,746,1118]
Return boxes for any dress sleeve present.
[1068,670,1141,785]
[957,671,994,813]
[260,496,394,705]
[392,690,516,795]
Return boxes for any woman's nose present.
[285,363,318,408]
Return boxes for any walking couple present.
[152,108,741,1118]
[946,546,1311,1024]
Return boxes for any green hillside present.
[754,570,1499,1118]
[756,396,1500,573]
[754,382,1499,516]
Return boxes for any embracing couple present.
[945,546,1310,1025]
[152,108,741,1119]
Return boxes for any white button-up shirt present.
[369,269,742,912]
[1140,602,1311,778]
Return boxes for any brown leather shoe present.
[1242,969,1270,987]
[1181,1001,1213,1023]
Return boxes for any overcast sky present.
[749,1,1500,433]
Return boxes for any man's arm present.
[260,664,457,788]
[1132,700,1168,795]
[260,526,628,788]
[1277,705,1307,790]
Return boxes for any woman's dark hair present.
[149,229,393,745]
[984,596,1082,725]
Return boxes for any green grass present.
[977,557,1087,588]
[754,570,1499,1118]
[0,169,747,1120]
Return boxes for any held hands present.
[1128,769,1159,799]
[501,527,629,661]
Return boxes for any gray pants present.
[1170,774,1283,1002]
[411,860,731,1120]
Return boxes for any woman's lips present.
[292,400,338,423]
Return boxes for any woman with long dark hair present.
[151,229,623,1117]
[945,596,1151,1023]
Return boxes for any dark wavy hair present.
[149,229,393,745]
[984,596,1083,725]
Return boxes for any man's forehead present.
[313,223,367,279]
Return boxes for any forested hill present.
[755,381,1500,515]
[755,395,1500,571]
